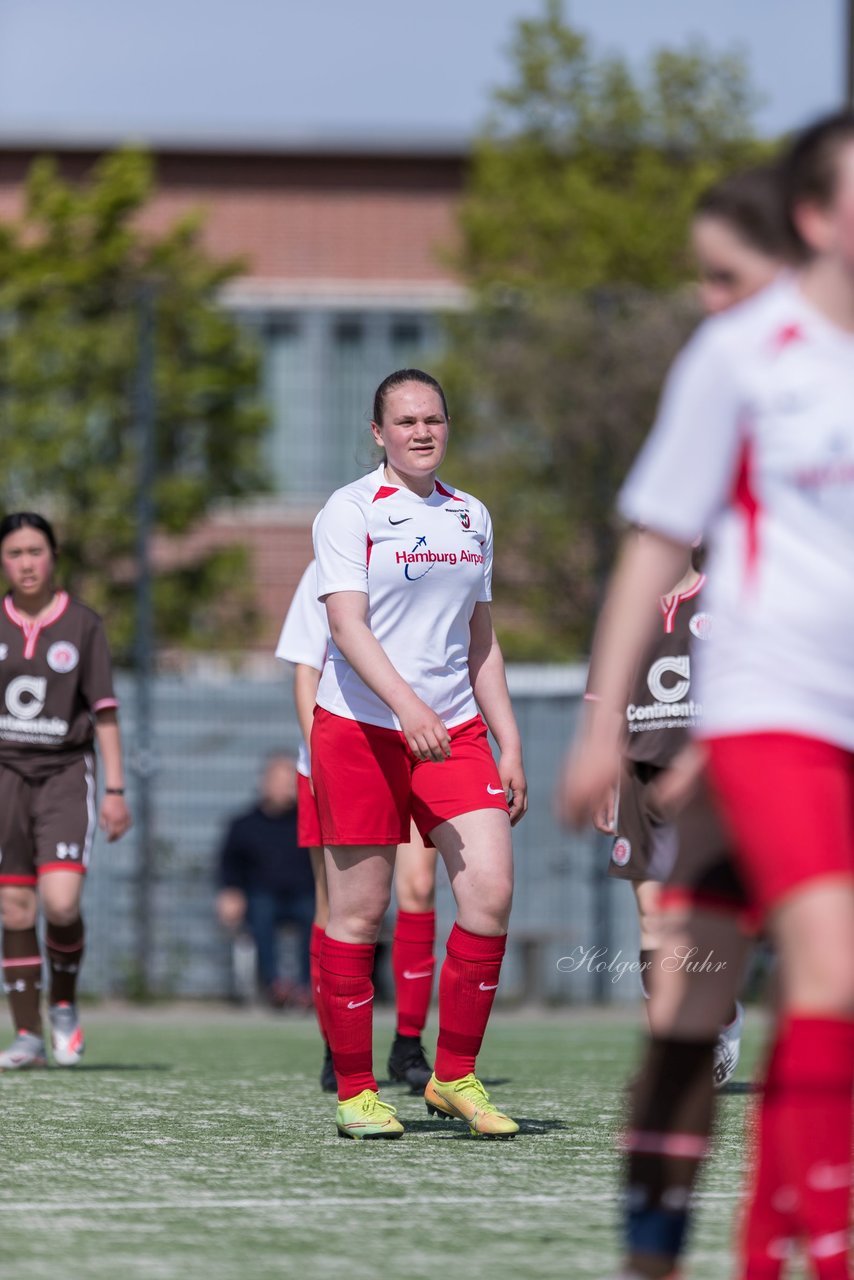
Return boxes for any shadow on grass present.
[56,1063,174,1073]
[718,1080,759,1096]
[403,1116,568,1138]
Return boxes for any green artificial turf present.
[0,1007,807,1280]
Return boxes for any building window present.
[243,306,442,502]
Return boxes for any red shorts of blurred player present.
[703,732,854,920]
[310,709,509,847]
[296,772,322,849]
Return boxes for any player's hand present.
[498,751,528,826]
[592,786,618,835]
[99,794,132,842]
[399,698,451,763]
[649,742,707,819]
[215,889,246,931]
[554,706,622,829]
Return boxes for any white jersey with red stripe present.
[619,275,854,751]
[312,463,493,730]
[275,559,328,778]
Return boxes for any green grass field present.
[0,1006,807,1280]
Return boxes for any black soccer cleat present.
[320,1042,337,1093]
[387,1034,433,1091]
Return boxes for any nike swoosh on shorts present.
[486,784,505,795]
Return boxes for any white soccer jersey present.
[620,275,854,751]
[275,560,328,777]
[312,463,493,730]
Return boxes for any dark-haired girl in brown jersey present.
[0,513,131,1069]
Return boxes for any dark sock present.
[2,927,43,1036]
[639,949,656,1000]
[623,1036,717,1278]
[45,917,85,1005]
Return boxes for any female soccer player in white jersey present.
[564,114,854,1280]
[591,166,789,1083]
[277,559,441,1095]
[0,513,132,1070]
[310,368,527,1139]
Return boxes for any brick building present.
[0,137,469,651]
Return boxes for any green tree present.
[0,149,268,660]
[444,0,765,656]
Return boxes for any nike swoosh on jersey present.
[479,982,499,991]
[486,784,505,795]
[388,516,412,525]
[346,996,374,1009]
[402,969,433,980]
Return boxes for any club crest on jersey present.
[47,642,79,673]
[447,506,471,530]
[689,613,712,640]
[611,838,632,867]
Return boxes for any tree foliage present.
[0,149,268,660]
[443,0,765,655]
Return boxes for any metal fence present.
[79,665,642,1004]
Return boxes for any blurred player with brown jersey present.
[0,513,131,1068]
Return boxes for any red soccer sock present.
[741,1035,795,1280]
[319,936,377,1101]
[310,924,327,1041]
[392,909,435,1037]
[434,923,506,1082]
[743,1016,854,1280]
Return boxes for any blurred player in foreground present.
[591,166,790,1089]
[312,368,527,1139]
[561,114,854,1280]
[0,512,132,1069]
[277,559,440,1094]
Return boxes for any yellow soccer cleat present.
[424,1072,519,1138]
[335,1089,404,1140]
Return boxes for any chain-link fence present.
[79,664,642,1005]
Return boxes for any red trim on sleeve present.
[0,875,38,886]
[92,698,119,712]
[366,533,374,569]
[37,862,87,878]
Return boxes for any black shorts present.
[609,761,751,923]
[665,772,753,924]
[608,760,678,883]
[0,754,97,885]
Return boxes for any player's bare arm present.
[468,601,527,824]
[324,589,451,763]
[556,529,688,829]
[94,709,132,842]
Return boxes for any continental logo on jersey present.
[626,655,702,732]
[47,641,79,673]
[689,613,712,640]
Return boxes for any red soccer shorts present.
[310,709,509,846]
[705,733,854,918]
[296,771,322,849]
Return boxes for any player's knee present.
[42,900,81,929]
[0,891,37,931]
[397,873,435,914]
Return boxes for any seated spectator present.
[215,752,315,1008]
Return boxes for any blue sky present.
[0,0,844,145]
